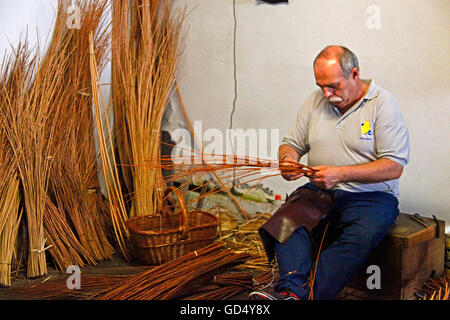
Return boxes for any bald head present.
[313,45,359,78]
[313,45,368,113]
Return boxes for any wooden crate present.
[342,212,446,300]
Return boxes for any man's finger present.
[306,171,319,178]
[284,172,304,181]
[308,176,323,183]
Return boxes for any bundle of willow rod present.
[0,175,22,287]
[43,196,96,271]
[0,52,23,286]
[0,0,115,277]
[111,0,186,219]
[90,243,249,300]
[44,0,114,265]
[0,0,114,276]
[162,153,313,181]
[90,34,131,261]
[0,37,70,277]
[419,277,449,300]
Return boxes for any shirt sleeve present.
[374,92,410,167]
[281,91,317,157]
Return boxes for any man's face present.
[313,58,358,111]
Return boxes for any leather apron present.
[258,187,333,262]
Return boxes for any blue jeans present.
[274,183,399,300]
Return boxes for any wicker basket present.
[126,186,218,265]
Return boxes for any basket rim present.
[131,236,217,249]
[126,210,218,236]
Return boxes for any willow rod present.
[89,33,131,261]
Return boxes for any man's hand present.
[306,165,344,190]
[306,159,403,189]
[279,156,305,181]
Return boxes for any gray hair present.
[314,45,359,78]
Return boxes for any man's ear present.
[352,67,360,80]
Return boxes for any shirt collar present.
[362,79,379,100]
[332,79,379,121]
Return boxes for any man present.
[249,45,410,300]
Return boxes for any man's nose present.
[323,88,333,98]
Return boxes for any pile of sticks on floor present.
[11,243,254,300]
[217,210,276,273]
[93,243,249,300]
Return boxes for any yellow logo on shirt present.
[361,121,371,134]
[361,121,373,140]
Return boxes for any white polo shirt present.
[282,80,410,197]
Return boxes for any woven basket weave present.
[126,186,218,265]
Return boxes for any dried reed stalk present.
[111,0,185,218]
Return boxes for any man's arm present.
[278,144,305,181]
[279,144,300,162]
[307,159,404,190]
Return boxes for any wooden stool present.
[342,212,446,300]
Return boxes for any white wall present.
[1,0,449,226]
[0,0,56,55]
[172,0,450,225]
